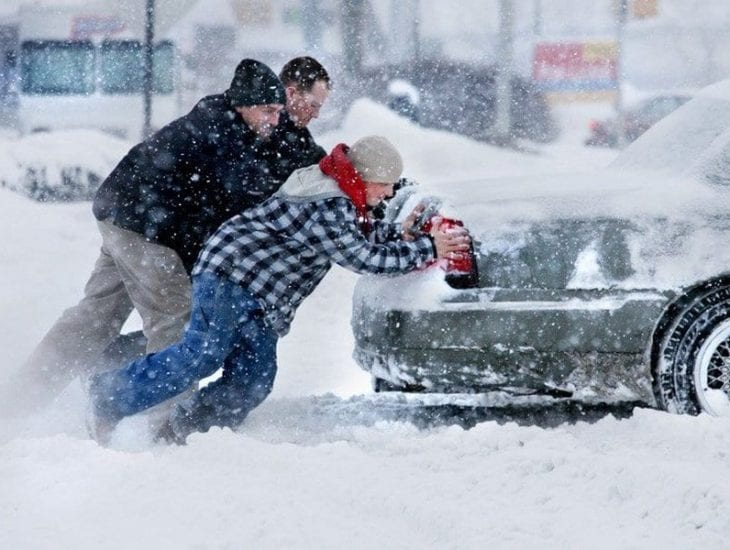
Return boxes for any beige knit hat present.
[347,136,404,184]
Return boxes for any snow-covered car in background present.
[352,79,730,416]
[584,93,692,148]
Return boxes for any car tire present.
[654,285,730,416]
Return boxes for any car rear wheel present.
[654,286,730,416]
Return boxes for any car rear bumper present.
[352,287,674,403]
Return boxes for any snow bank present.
[322,98,615,185]
[4,404,730,549]
[0,129,130,201]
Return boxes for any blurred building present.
[1,0,729,133]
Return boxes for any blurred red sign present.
[71,16,126,40]
[533,41,617,92]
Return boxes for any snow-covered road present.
[3,102,729,549]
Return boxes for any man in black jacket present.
[267,56,331,181]
[8,58,326,413]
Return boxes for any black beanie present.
[228,59,286,107]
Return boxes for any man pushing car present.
[88,136,471,444]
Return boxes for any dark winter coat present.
[93,93,322,273]
[266,110,326,182]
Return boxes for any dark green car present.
[352,80,730,416]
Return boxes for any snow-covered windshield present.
[612,79,730,181]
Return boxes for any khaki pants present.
[4,220,192,414]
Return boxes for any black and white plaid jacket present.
[193,165,436,335]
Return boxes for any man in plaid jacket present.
[89,136,471,444]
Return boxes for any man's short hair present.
[279,56,331,92]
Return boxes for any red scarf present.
[318,143,371,235]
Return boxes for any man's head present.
[347,136,404,207]
[228,58,286,139]
[279,56,331,128]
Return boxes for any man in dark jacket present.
[267,56,331,182]
[9,59,323,414]
[88,136,472,445]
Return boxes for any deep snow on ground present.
[2,101,730,549]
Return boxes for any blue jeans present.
[91,272,278,435]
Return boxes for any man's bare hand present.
[401,203,426,241]
[429,217,471,258]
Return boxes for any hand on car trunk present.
[429,217,471,258]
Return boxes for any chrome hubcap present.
[695,319,730,416]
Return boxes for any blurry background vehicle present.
[584,93,692,147]
[353,60,559,144]
[385,78,420,123]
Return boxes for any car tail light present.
[419,213,479,289]
[439,218,479,289]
